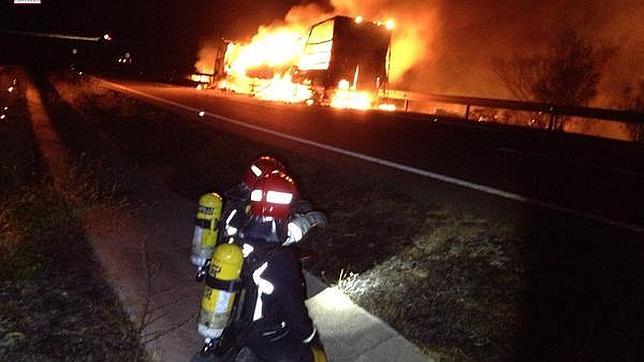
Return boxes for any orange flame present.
[254,74,313,103]
[205,1,427,107]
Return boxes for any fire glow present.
[198,6,407,110]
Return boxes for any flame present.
[203,1,428,108]
[330,90,374,110]
[254,74,313,103]
[225,27,305,78]
[216,19,313,102]
[190,74,212,83]
[329,0,436,83]
[377,103,397,111]
[194,45,217,74]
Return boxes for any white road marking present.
[96,78,644,233]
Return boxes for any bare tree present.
[494,30,614,130]
[619,80,644,142]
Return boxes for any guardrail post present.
[548,107,555,130]
[465,104,470,121]
[404,99,409,112]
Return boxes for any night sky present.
[0,1,309,70]
[0,0,307,43]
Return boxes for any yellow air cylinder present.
[197,243,243,340]
[312,346,328,362]
[191,193,223,267]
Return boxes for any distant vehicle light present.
[0,114,5,120]
[78,71,83,76]
[3,106,8,111]
[198,111,205,117]
[7,86,14,93]
[103,33,112,41]
[72,48,78,55]
[354,16,364,24]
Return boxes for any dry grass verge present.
[0,67,144,361]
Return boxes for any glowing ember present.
[191,74,213,83]
[377,103,397,111]
[254,74,313,103]
[330,89,373,110]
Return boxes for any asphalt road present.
[98,79,644,232]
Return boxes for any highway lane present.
[98,79,644,231]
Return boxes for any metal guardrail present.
[384,90,644,127]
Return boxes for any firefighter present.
[232,170,325,362]
[195,156,287,278]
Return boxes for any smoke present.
[274,1,439,83]
[198,0,644,108]
[331,0,644,107]
[329,0,439,82]
[329,0,644,106]
[194,39,219,74]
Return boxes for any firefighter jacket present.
[236,242,316,346]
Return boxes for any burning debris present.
[194,13,401,111]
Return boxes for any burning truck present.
[294,15,392,107]
[193,15,396,110]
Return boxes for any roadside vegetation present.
[0,68,144,361]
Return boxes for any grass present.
[338,211,527,361]
[0,67,144,361]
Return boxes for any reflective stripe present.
[252,262,274,321]
[225,225,237,236]
[225,209,237,224]
[242,243,254,257]
[266,190,293,204]
[250,189,262,201]
[303,328,317,343]
[286,222,303,244]
[250,164,262,177]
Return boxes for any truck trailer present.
[294,15,392,94]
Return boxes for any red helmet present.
[249,170,298,220]
[242,156,286,189]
